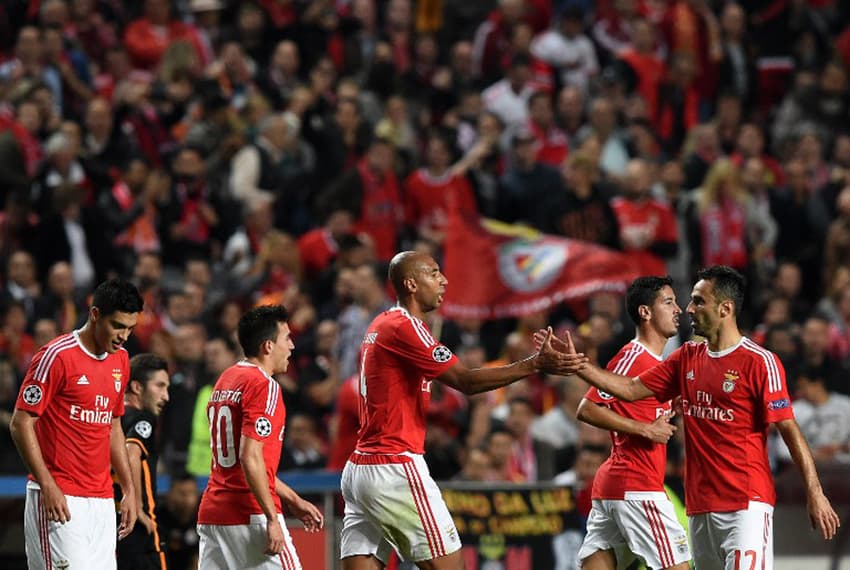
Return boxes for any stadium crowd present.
[3,0,850,562]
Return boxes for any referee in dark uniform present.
[114,353,171,569]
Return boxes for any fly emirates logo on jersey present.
[681,389,735,422]
[69,394,113,425]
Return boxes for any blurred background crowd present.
[2,0,850,563]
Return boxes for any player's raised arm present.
[240,437,286,554]
[437,328,589,395]
[775,419,841,540]
[533,329,656,402]
[9,410,71,523]
[576,398,676,444]
[111,418,137,539]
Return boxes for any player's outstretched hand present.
[288,496,325,533]
[41,480,71,524]
[533,327,588,376]
[807,490,841,540]
[641,412,677,444]
[265,517,286,554]
[117,490,138,540]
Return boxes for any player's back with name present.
[198,361,286,525]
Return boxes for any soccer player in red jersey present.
[340,251,584,570]
[574,276,690,570]
[197,305,323,569]
[554,266,840,570]
[10,278,144,569]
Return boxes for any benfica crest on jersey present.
[112,368,123,392]
[722,371,739,393]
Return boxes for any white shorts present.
[198,513,301,569]
[24,482,117,570]
[689,501,773,570]
[578,492,691,570]
[340,452,462,563]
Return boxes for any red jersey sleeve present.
[386,318,458,379]
[15,344,66,416]
[755,350,795,424]
[240,377,278,442]
[638,345,683,402]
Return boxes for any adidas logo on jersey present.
[77,375,90,385]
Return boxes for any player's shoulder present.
[28,333,77,379]
[123,407,156,439]
[737,337,781,367]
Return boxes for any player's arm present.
[9,409,71,522]
[775,419,841,540]
[111,418,137,539]
[532,329,656,401]
[576,398,676,444]
[240,436,286,554]
[126,441,154,534]
[274,478,324,532]
[438,329,589,395]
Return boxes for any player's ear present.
[404,276,416,293]
[89,306,100,323]
[128,379,143,397]
[638,304,651,321]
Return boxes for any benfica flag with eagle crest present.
[441,212,645,320]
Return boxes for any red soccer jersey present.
[327,375,361,470]
[403,169,478,238]
[355,307,459,455]
[610,197,678,276]
[198,362,287,525]
[297,228,337,280]
[639,338,795,515]
[587,340,670,500]
[15,332,129,498]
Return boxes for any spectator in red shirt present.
[526,91,569,167]
[124,0,207,70]
[403,132,478,247]
[297,209,355,281]
[617,18,665,120]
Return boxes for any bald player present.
[339,251,586,569]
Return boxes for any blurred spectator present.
[531,7,598,93]
[452,447,493,482]
[327,374,361,471]
[280,412,327,471]
[124,0,206,71]
[776,368,850,465]
[185,334,238,476]
[156,473,200,570]
[611,159,678,276]
[498,126,561,229]
[525,91,569,167]
[335,263,392,380]
[503,397,557,482]
[34,261,86,333]
[482,53,536,135]
[297,209,354,282]
[800,313,850,397]
[578,97,629,179]
[317,138,403,262]
[403,132,478,247]
[531,377,585,464]
[485,427,522,482]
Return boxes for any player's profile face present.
[142,370,170,416]
[414,258,447,312]
[271,321,295,374]
[687,280,718,337]
[95,309,138,354]
[651,285,681,338]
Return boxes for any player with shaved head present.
[340,251,586,570]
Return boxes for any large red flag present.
[442,213,645,319]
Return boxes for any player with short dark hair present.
[116,353,171,570]
[11,278,144,569]
[574,276,690,570]
[340,251,581,570]
[197,305,323,569]
[552,265,840,570]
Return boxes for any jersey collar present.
[706,336,746,358]
[72,329,108,361]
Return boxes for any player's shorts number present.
[209,405,237,468]
[734,549,757,570]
